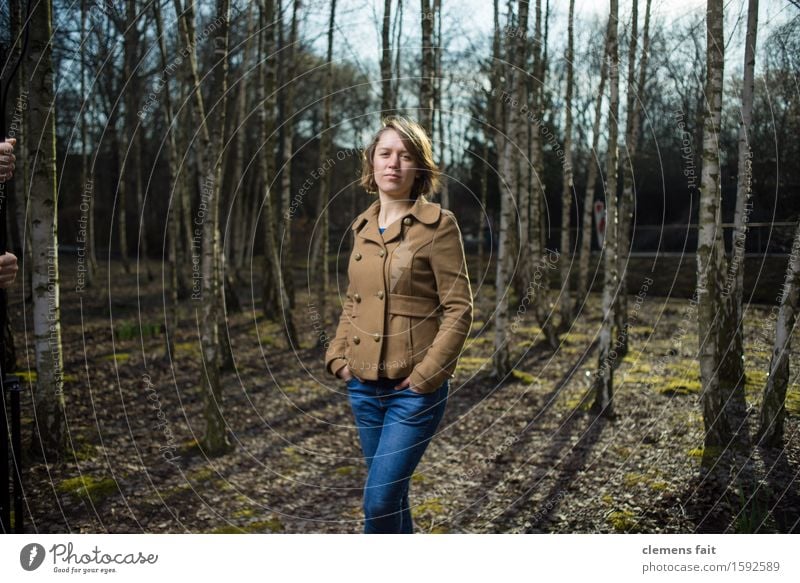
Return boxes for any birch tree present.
[28,0,66,460]
[557,0,575,324]
[720,0,759,408]
[260,0,298,346]
[590,0,619,416]
[278,0,299,310]
[614,0,652,359]
[528,0,558,349]
[381,0,395,114]
[173,0,233,455]
[491,0,513,379]
[696,0,731,452]
[757,221,800,446]
[420,0,435,133]
[575,19,610,319]
[310,0,337,332]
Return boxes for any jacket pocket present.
[387,293,441,366]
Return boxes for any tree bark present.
[491,0,511,379]
[173,0,233,456]
[28,0,66,461]
[720,0,758,411]
[310,0,337,337]
[757,221,800,446]
[575,18,611,319]
[590,0,620,416]
[557,0,576,325]
[420,0,435,134]
[381,0,395,114]
[697,0,731,456]
[260,0,298,346]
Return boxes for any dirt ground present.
[10,255,799,533]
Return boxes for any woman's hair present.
[360,116,441,200]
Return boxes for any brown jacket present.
[324,195,473,393]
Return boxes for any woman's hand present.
[0,138,16,182]
[0,252,19,288]
[338,365,355,382]
[394,376,422,393]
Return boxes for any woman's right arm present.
[324,282,355,379]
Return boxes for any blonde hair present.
[360,116,441,199]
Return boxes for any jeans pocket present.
[345,377,360,388]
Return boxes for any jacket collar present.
[352,195,441,245]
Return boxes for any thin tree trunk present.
[720,0,758,411]
[173,0,233,456]
[697,0,731,456]
[613,0,645,361]
[311,0,337,337]
[757,221,800,446]
[381,0,394,114]
[28,0,66,461]
[491,0,511,379]
[80,0,96,288]
[590,0,620,417]
[530,0,558,349]
[153,2,183,359]
[557,0,575,326]
[575,18,611,319]
[420,0,435,134]
[279,0,299,310]
[259,0,298,346]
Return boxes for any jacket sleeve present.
[409,212,473,393]
[324,277,355,378]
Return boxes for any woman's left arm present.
[408,211,473,393]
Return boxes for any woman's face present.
[372,129,419,199]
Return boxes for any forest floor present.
[10,255,800,534]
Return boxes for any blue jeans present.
[345,376,449,534]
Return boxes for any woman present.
[324,117,473,533]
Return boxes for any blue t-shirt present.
[379,227,386,234]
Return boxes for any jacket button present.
[403,217,412,226]
[354,293,361,302]
[353,336,360,344]
[378,249,386,257]
[373,333,380,342]
[354,252,362,261]
[377,290,384,299]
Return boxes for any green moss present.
[210,516,284,534]
[14,370,37,382]
[174,342,201,356]
[116,321,162,341]
[188,467,216,483]
[786,388,800,416]
[334,465,359,477]
[607,509,641,532]
[623,473,646,488]
[688,445,723,460]
[411,472,428,484]
[412,498,445,517]
[430,525,450,534]
[58,475,117,503]
[650,481,669,492]
[101,353,131,363]
[511,369,536,385]
[68,442,97,462]
[232,508,256,519]
[657,378,702,395]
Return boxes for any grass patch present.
[607,509,641,532]
[101,353,131,363]
[58,475,117,503]
[116,321,162,341]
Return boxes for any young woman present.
[324,117,473,533]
